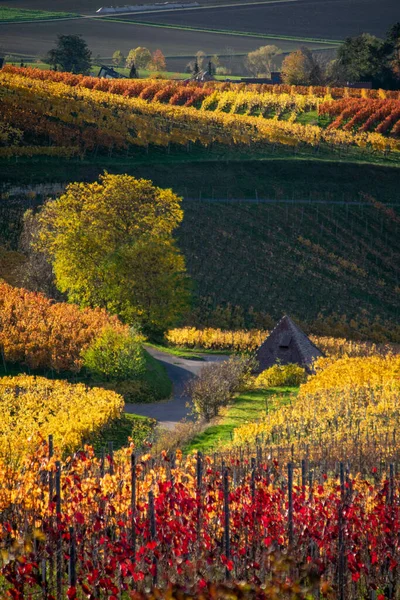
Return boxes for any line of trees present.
[43,22,400,89]
[281,24,400,88]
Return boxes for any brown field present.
[0,17,327,70]
[0,0,394,73]
[128,0,399,40]
[0,0,306,15]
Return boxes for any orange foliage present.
[0,282,127,372]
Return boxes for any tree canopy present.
[126,47,152,69]
[336,33,386,84]
[245,45,281,77]
[47,35,92,74]
[35,174,191,337]
[281,47,324,85]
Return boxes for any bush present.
[82,328,146,381]
[187,356,255,421]
[255,363,307,388]
[102,379,155,403]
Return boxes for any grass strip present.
[98,16,342,45]
[184,386,296,452]
[0,7,78,23]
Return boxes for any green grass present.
[142,350,173,399]
[89,412,156,453]
[100,16,341,46]
[5,61,242,81]
[184,386,296,452]
[146,342,205,360]
[0,7,78,22]
[146,342,232,359]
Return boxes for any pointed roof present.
[255,315,323,374]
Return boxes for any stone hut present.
[255,315,323,373]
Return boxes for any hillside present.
[1,158,399,338]
[178,195,400,330]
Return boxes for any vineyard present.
[320,98,400,137]
[1,434,400,598]
[231,354,400,464]
[1,67,400,161]
[166,328,400,355]
[0,192,399,341]
[177,197,400,341]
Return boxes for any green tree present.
[35,174,191,337]
[385,23,400,85]
[112,50,124,67]
[126,47,152,69]
[336,33,385,84]
[47,34,92,74]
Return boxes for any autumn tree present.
[126,47,152,70]
[245,45,281,77]
[112,50,125,67]
[149,49,166,71]
[47,35,92,74]
[34,174,191,337]
[281,47,325,85]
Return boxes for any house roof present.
[255,315,323,373]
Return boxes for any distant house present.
[97,65,126,79]
[239,77,273,84]
[271,72,282,84]
[190,69,214,82]
[255,315,323,373]
[238,73,282,85]
[346,81,373,89]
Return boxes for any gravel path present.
[124,347,227,430]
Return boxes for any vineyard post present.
[251,457,256,502]
[197,451,203,488]
[68,527,77,589]
[148,491,158,585]
[388,463,396,599]
[131,452,136,551]
[55,461,62,600]
[108,441,114,475]
[48,435,54,503]
[196,451,203,545]
[223,467,231,579]
[287,463,294,546]
[301,458,306,493]
[41,559,48,599]
[100,447,105,478]
[338,462,346,600]
[389,463,394,506]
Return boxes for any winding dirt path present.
[124,346,227,430]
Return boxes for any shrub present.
[187,356,255,421]
[102,379,155,403]
[82,327,146,381]
[254,363,307,388]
